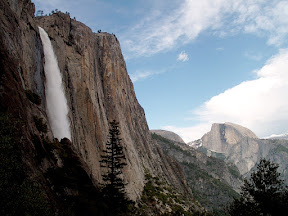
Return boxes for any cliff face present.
[35,13,168,200]
[202,122,258,153]
[201,123,288,182]
[201,123,265,174]
[0,0,190,203]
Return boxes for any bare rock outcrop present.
[201,123,267,175]
[201,122,288,182]
[202,122,258,153]
[151,129,186,143]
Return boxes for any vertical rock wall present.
[1,0,191,201]
[36,12,189,200]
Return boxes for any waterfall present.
[38,27,71,140]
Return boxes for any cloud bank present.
[164,49,288,142]
[177,51,189,62]
[122,0,288,58]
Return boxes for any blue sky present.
[33,0,288,142]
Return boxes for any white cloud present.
[121,0,288,58]
[165,49,288,142]
[130,69,163,82]
[122,0,227,58]
[177,51,189,62]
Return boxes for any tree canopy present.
[228,159,288,216]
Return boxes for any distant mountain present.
[198,122,288,184]
[151,129,185,143]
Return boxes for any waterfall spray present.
[38,27,71,140]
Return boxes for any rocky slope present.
[152,133,242,215]
[151,129,185,143]
[0,0,193,214]
[200,122,288,183]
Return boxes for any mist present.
[38,27,71,140]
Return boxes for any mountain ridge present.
[199,122,288,183]
[151,129,186,143]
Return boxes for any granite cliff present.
[0,0,193,214]
[200,122,288,183]
[35,10,194,201]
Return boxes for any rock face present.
[0,0,191,204]
[201,123,264,175]
[202,122,258,153]
[151,130,186,143]
[201,123,288,183]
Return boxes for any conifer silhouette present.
[228,159,288,215]
[100,120,129,213]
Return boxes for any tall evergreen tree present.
[228,159,288,216]
[100,120,128,212]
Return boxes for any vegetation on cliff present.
[136,169,209,216]
[152,133,241,216]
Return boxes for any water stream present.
[38,27,71,140]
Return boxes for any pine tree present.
[100,120,129,212]
[228,159,288,216]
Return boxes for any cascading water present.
[38,27,71,140]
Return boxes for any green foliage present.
[182,161,239,216]
[33,116,48,133]
[228,159,288,216]
[139,170,202,216]
[25,90,41,105]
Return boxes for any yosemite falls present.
[38,27,71,140]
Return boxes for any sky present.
[33,0,288,142]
